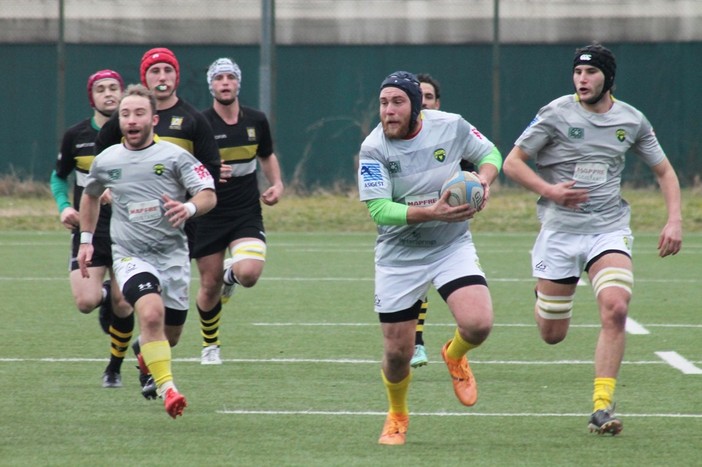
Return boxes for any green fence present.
[1,42,699,188]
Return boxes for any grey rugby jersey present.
[84,140,215,259]
[358,110,495,266]
[515,94,666,233]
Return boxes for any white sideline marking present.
[217,409,702,418]
[3,357,701,366]
[655,351,702,374]
[625,317,650,335]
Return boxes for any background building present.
[1,0,700,188]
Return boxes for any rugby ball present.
[440,170,484,209]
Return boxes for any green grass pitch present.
[0,230,700,466]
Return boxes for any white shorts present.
[531,228,634,280]
[112,254,191,311]
[374,239,485,313]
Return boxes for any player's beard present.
[215,96,236,106]
[124,126,153,150]
[382,118,412,139]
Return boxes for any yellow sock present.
[381,370,411,415]
[593,377,616,411]
[141,340,173,394]
[446,328,477,360]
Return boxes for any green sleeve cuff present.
[477,146,503,173]
[50,170,72,214]
[366,198,409,226]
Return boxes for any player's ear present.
[152,113,160,126]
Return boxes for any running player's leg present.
[584,232,633,435]
[410,298,429,368]
[102,272,134,388]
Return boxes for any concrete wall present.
[1,0,701,44]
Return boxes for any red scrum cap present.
[87,69,124,108]
[140,47,180,87]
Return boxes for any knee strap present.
[591,267,633,297]
[536,291,574,320]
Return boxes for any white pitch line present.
[655,351,702,374]
[2,357,699,365]
[217,409,702,418]
[625,317,650,335]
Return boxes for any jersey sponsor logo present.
[573,162,607,184]
[169,116,184,130]
[214,133,227,140]
[76,142,95,149]
[128,199,161,222]
[433,148,446,162]
[568,127,584,139]
[388,160,401,174]
[616,129,626,142]
[193,163,213,180]
[470,128,484,140]
[247,127,256,141]
[360,162,382,182]
[406,194,439,207]
[108,168,122,180]
[153,163,165,176]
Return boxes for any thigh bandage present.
[536,291,575,320]
[591,267,633,297]
[229,240,267,263]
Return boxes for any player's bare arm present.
[652,158,683,257]
[475,162,499,210]
[162,189,217,228]
[60,207,80,230]
[76,192,101,278]
[259,153,284,206]
[504,145,588,208]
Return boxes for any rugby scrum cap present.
[207,58,242,97]
[87,69,124,108]
[573,43,616,93]
[140,47,180,87]
[380,71,422,126]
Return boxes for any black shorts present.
[191,211,266,258]
[69,232,112,271]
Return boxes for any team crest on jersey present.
[153,163,165,176]
[108,168,122,180]
[388,160,401,174]
[616,129,627,142]
[247,127,256,141]
[169,116,184,130]
[433,148,446,162]
[569,127,584,139]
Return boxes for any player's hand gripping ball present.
[440,170,485,210]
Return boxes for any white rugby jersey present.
[515,94,666,233]
[84,140,215,262]
[358,109,495,266]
